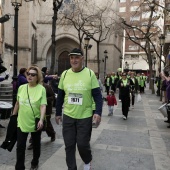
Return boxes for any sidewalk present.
[0,86,170,170]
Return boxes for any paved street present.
[0,86,170,170]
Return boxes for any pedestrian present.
[111,72,117,92]
[41,67,58,84]
[104,73,112,95]
[12,65,47,170]
[17,68,28,87]
[117,72,133,120]
[55,48,103,170]
[115,69,122,101]
[129,72,139,109]
[161,73,167,103]
[106,90,117,116]
[140,73,146,93]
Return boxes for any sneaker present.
[131,105,134,109]
[123,116,127,120]
[119,99,121,102]
[30,165,38,170]
[84,162,91,170]
[108,113,112,116]
[27,144,33,150]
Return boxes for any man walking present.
[55,48,103,170]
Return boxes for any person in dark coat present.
[129,72,139,109]
[117,72,133,119]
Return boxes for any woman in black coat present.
[117,72,133,119]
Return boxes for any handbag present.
[27,85,46,131]
[136,93,142,102]
[158,103,168,117]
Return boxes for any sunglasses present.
[26,72,37,77]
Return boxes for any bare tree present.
[118,0,164,93]
[60,0,118,73]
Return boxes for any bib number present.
[68,93,83,105]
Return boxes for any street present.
[0,85,170,170]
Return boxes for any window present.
[130,16,140,21]
[130,6,140,11]
[129,45,139,50]
[119,7,126,12]
[142,12,150,19]
[120,0,126,2]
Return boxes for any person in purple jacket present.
[17,68,28,87]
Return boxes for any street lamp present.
[84,36,90,67]
[159,34,165,99]
[159,34,165,72]
[11,0,22,107]
[103,50,108,79]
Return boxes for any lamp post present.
[103,50,108,79]
[11,0,22,107]
[159,34,165,99]
[159,34,165,72]
[84,36,90,67]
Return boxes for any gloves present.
[5,74,9,80]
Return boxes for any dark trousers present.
[106,86,110,95]
[140,86,144,93]
[111,84,116,92]
[15,128,41,170]
[121,96,130,118]
[45,115,55,137]
[131,92,135,106]
[63,114,92,170]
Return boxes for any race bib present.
[68,93,83,105]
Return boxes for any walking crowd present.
[0,49,170,170]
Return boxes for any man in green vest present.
[140,73,146,93]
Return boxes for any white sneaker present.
[84,162,91,170]
[119,99,121,102]
[123,116,127,120]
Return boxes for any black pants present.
[106,86,110,95]
[131,92,135,106]
[46,115,55,137]
[121,96,130,118]
[63,114,92,170]
[15,128,41,170]
[111,84,116,92]
[140,86,144,93]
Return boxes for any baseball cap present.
[68,48,83,56]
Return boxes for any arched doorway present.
[58,51,70,75]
